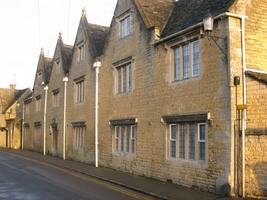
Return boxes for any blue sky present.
[0,0,117,89]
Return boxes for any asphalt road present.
[0,151,153,200]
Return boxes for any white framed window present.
[73,126,86,150]
[117,63,132,94]
[75,80,85,103]
[167,122,207,162]
[173,39,200,81]
[35,97,41,112]
[198,123,206,161]
[120,15,131,38]
[114,125,136,154]
[52,91,60,107]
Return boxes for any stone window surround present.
[73,76,85,104]
[110,118,137,157]
[116,8,134,39]
[165,32,201,84]
[162,112,209,167]
[35,95,41,112]
[72,121,86,151]
[76,40,85,63]
[112,56,134,96]
[51,88,60,107]
[166,122,208,167]
[54,58,61,74]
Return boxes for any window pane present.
[199,124,206,141]
[192,40,200,77]
[131,126,136,153]
[126,16,131,35]
[199,142,205,160]
[170,125,176,139]
[121,127,125,152]
[115,127,119,152]
[189,124,196,160]
[174,48,180,80]
[170,124,176,158]
[128,64,132,92]
[126,126,130,152]
[118,68,122,93]
[179,124,185,159]
[183,44,190,79]
[123,66,127,93]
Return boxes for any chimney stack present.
[9,84,16,90]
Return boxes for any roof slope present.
[161,0,236,38]
[61,44,73,74]
[43,57,53,84]
[134,0,174,30]
[0,88,31,113]
[86,23,109,57]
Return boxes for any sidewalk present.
[3,149,250,200]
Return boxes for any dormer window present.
[36,71,42,83]
[54,58,60,74]
[77,44,85,63]
[120,15,131,38]
[172,39,200,82]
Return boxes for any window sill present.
[115,92,132,97]
[75,102,85,105]
[166,158,207,168]
[172,75,200,84]
[119,33,132,41]
[112,152,136,158]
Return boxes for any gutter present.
[154,12,247,45]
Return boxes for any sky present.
[0,0,117,89]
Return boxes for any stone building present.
[23,0,267,198]
[0,85,31,149]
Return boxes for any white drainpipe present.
[241,16,247,198]
[93,61,101,168]
[43,85,48,156]
[22,102,25,150]
[63,77,68,160]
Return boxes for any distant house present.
[23,0,267,198]
[0,85,31,149]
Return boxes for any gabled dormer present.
[33,48,52,95]
[71,9,108,69]
[50,33,73,82]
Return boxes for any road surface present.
[0,151,153,200]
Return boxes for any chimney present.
[9,84,16,90]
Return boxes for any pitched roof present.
[161,0,236,38]
[86,23,109,57]
[60,43,73,74]
[134,0,174,30]
[0,88,31,113]
[43,57,53,84]
[246,71,267,84]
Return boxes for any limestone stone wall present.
[65,18,96,164]
[98,0,232,193]
[245,76,267,197]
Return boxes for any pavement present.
[0,149,257,200]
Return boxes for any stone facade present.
[22,0,267,198]
[0,85,31,149]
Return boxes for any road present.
[0,151,154,200]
